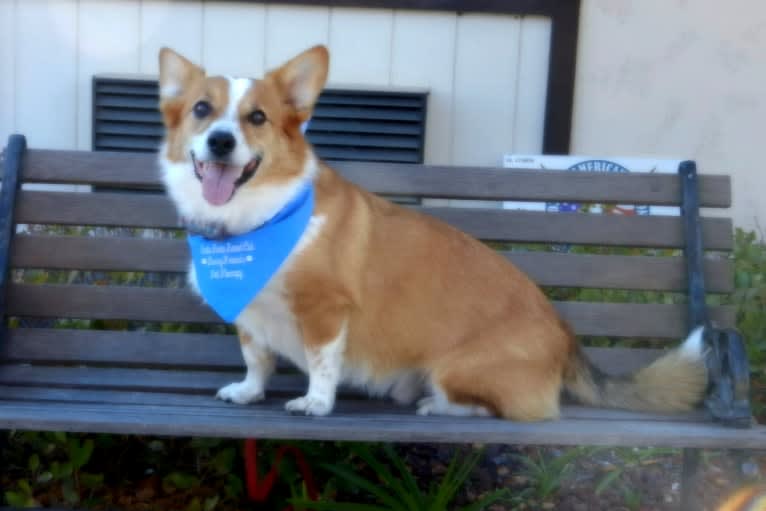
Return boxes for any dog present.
[157,45,708,420]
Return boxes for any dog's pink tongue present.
[201,162,240,206]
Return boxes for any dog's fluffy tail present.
[564,327,708,412]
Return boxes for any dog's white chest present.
[187,215,326,370]
[235,275,308,371]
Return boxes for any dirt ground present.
[399,443,766,511]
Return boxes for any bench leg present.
[680,449,701,511]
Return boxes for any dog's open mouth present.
[191,152,260,206]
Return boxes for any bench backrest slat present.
[0,327,721,384]
[14,190,734,249]
[10,235,734,293]
[6,283,735,339]
[22,150,732,207]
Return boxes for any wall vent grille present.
[92,75,428,164]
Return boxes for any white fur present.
[226,77,251,119]
[161,151,319,236]
[680,325,706,360]
[190,77,253,169]
[236,273,307,365]
[340,364,423,402]
[389,371,426,405]
[187,262,200,295]
[285,322,348,416]
[160,84,181,98]
[216,341,276,404]
[417,385,490,417]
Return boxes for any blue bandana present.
[187,185,315,322]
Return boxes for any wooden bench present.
[1,134,764,509]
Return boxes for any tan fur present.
[564,344,708,413]
[158,46,709,421]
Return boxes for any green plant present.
[594,447,676,499]
[4,479,39,508]
[1,431,99,507]
[619,483,642,511]
[511,446,591,504]
[291,444,508,511]
[731,230,766,368]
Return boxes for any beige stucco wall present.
[573,0,766,232]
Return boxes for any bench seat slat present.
[11,235,734,292]
[0,386,709,423]
[7,284,736,338]
[15,191,734,249]
[0,398,762,448]
[21,149,732,207]
[0,329,669,373]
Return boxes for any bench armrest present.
[704,327,752,428]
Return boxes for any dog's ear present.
[159,47,204,99]
[269,45,329,120]
[158,48,204,128]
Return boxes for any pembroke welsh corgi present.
[157,45,708,420]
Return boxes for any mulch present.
[397,443,765,511]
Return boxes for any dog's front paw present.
[285,395,333,416]
[216,381,265,405]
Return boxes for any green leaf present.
[353,445,419,511]
[4,491,30,508]
[382,445,421,501]
[185,497,202,511]
[320,463,403,511]
[27,453,40,472]
[80,472,104,489]
[431,450,482,511]
[164,471,201,490]
[224,474,244,498]
[595,469,622,495]
[621,485,642,511]
[50,461,61,479]
[212,447,236,475]
[17,479,32,495]
[59,461,73,478]
[71,438,95,469]
[204,495,220,511]
[36,471,53,484]
[62,481,80,504]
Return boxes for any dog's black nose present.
[207,131,236,158]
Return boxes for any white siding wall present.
[0,0,551,164]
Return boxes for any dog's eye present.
[247,109,267,126]
[193,101,212,119]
